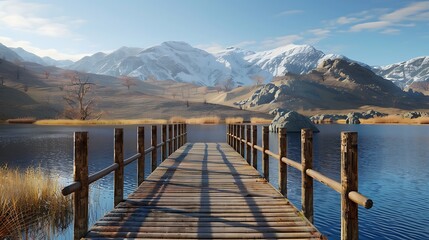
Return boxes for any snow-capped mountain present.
[373,56,429,89]
[42,56,74,68]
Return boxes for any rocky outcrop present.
[310,109,387,124]
[402,111,429,119]
[270,110,319,133]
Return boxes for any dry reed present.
[35,118,167,125]
[6,118,37,124]
[169,116,186,123]
[250,117,272,124]
[360,116,429,124]
[0,166,72,238]
[225,117,244,124]
[185,116,221,124]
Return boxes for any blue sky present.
[0,0,428,65]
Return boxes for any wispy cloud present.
[0,36,89,60]
[0,0,84,38]
[348,2,429,32]
[260,35,303,49]
[276,9,303,17]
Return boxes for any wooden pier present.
[62,124,372,240]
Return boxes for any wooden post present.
[168,124,173,155]
[235,125,239,152]
[73,132,88,240]
[137,126,145,185]
[231,124,235,150]
[162,125,167,161]
[227,124,230,145]
[180,123,184,146]
[184,123,188,144]
[262,126,269,180]
[151,125,157,172]
[246,125,251,164]
[341,132,358,240]
[252,125,257,169]
[174,124,178,151]
[278,128,287,196]
[301,129,313,223]
[177,124,181,147]
[114,128,124,206]
[240,124,245,157]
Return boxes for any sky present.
[0,0,428,65]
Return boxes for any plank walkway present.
[85,143,323,239]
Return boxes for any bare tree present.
[120,75,137,90]
[251,75,265,86]
[63,73,99,120]
[221,77,235,92]
[0,76,4,86]
[45,71,50,79]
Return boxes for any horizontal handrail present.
[306,169,341,193]
[124,153,141,166]
[349,191,373,209]
[254,145,263,152]
[281,157,303,172]
[62,181,81,196]
[264,149,279,159]
[144,146,155,154]
[156,142,164,148]
[89,163,119,184]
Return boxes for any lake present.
[0,124,428,239]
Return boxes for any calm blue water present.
[0,124,428,239]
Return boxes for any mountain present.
[0,43,23,63]
[373,56,429,89]
[11,47,46,65]
[68,46,142,75]
[236,58,427,111]
[42,57,74,68]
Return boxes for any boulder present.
[248,83,279,107]
[346,115,361,124]
[270,111,319,133]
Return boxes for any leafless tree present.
[251,75,265,86]
[120,75,137,90]
[63,73,99,120]
[221,77,235,92]
[45,71,50,79]
[0,76,4,86]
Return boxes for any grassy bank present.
[34,116,273,125]
[0,166,72,238]
[336,116,429,125]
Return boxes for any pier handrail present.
[227,124,373,240]
[62,123,187,240]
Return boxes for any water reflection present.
[0,124,428,239]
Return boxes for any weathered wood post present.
[73,132,88,240]
[178,124,182,147]
[151,125,157,172]
[236,125,239,152]
[252,125,257,169]
[341,132,358,240]
[114,128,124,206]
[246,125,251,164]
[227,124,230,145]
[278,128,287,196]
[162,125,167,161]
[301,128,313,223]
[184,123,188,143]
[174,124,178,151]
[180,123,184,146]
[137,126,145,185]
[262,126,269,180]
[168,124,173,155]
[231,124,235,150]
[240,124,245,157]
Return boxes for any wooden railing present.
[227,124,373,240]
[62,123,187,240]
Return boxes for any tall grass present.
[225,117,244,124]
[169,116,186,123]
[0,166,72,238]
[250,117,272,124]
[35,118,167,125]
[360,116,429,124]
[185,116,221,124]
[6,118,37,124]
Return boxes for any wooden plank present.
[85,142,323,240]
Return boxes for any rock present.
[269,108,289,116]
[310,114,347,123]
[402,111,429,119]
[248,83,279,107]
[346,116,360,124]
[362,110,387,119]
[270,111,319,133]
